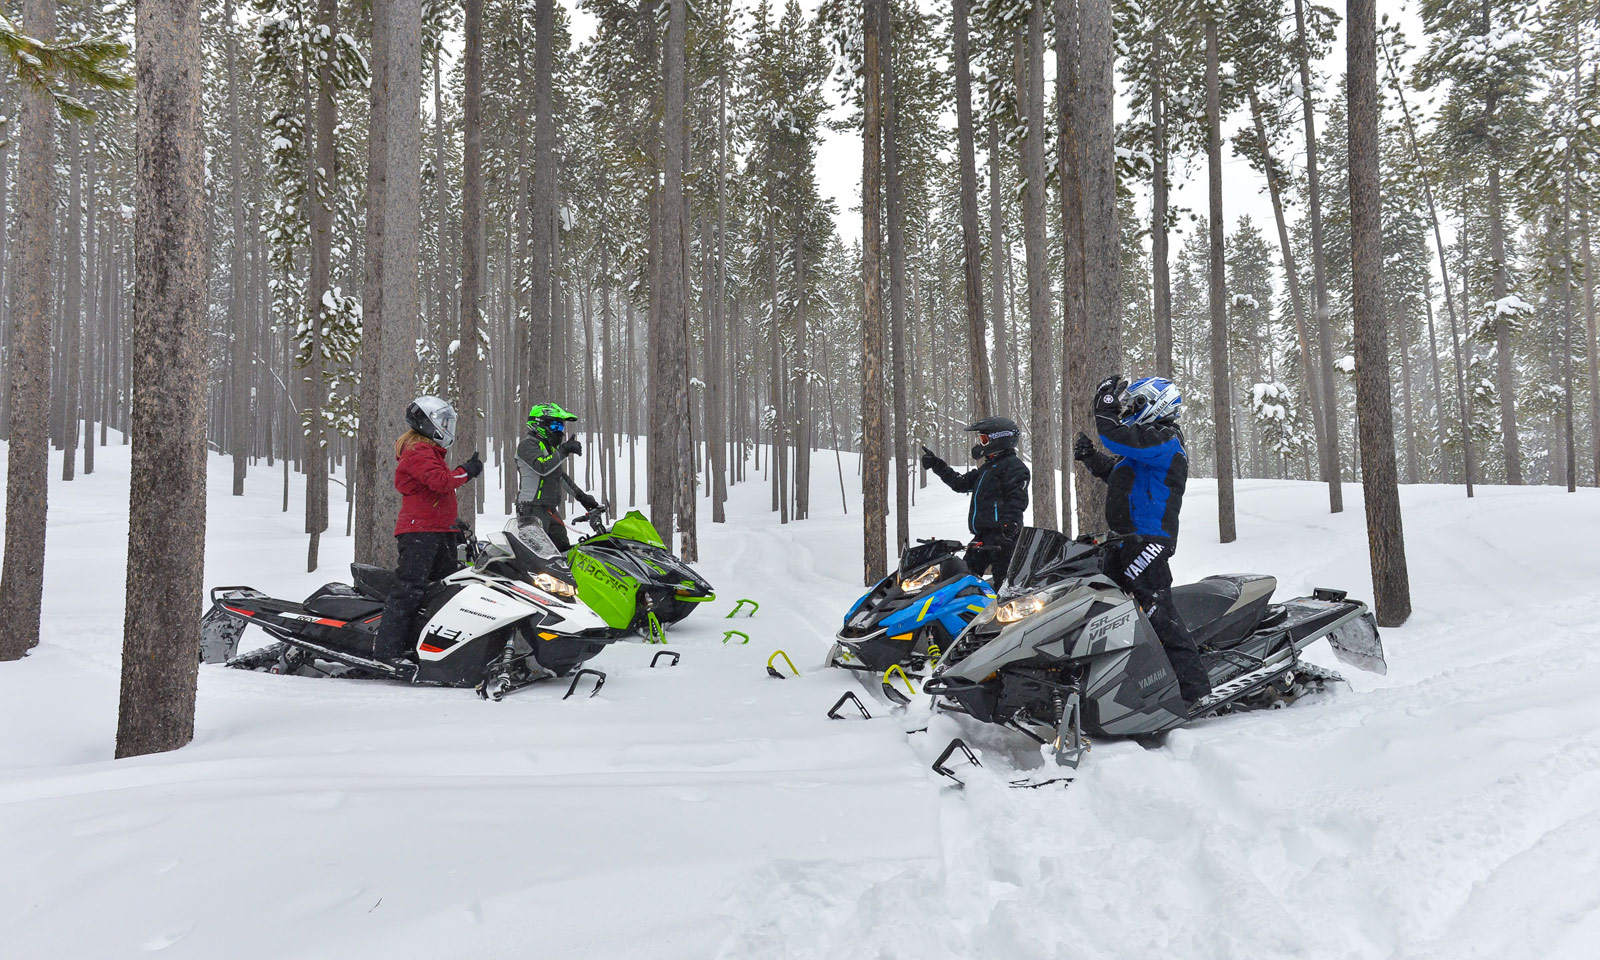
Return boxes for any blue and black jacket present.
[930,448,1030,541]
[1082,413,1187,548]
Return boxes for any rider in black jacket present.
[920,416,1031,583]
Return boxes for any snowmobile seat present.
[303,583,386,622]
[1171,574,1277,650]
[351,563,399,602]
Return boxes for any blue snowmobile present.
[828,538,998,702]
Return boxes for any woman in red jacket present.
[373,396,483,660]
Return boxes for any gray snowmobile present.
[922,526,1387,785]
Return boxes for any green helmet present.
[526,402,578,438]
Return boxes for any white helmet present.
[1119,377,1183,426]
[405,396,458,447]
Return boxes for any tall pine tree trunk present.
[1151,34,1172,381]
[953,0,990,416]
[226,0,248,496]
[1584,210,1597,486]
[370,0,423,568]
[0,0,56,660]
[653,0,689,551]
[1206,15,1236,543]
[860,0,888,584]
[1486,116,1520,484]
[304,0,338,573]
[882,1,909,549]
[1078,0,1119,529]
[458,0,484,524]
[529,0,556,421]
[1347,0,1409,625]
[1021,0,1057,530]
[987,115,1012,418]
[1057,0,1088,533]
[62,118,82,482]
[1296,0,1343,512]
[355,0,391,564]
[116,0,209,756]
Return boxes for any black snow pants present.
[965,537,1018,586]
[373,532,459,660]
[1106,541,1213,703]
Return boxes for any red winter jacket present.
[393,440,471,536]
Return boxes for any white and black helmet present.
[406,395,458,448]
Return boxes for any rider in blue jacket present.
[1074,375,1212,704]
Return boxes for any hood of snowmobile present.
[838,573,994,645]
[933,576,1134,682]
[576,537,713,594]
[442,567,613,636]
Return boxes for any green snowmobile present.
[567,503,716,643]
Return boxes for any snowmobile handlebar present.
[572,502,611,530]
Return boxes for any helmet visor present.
[432,406,457,447]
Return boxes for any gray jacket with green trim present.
[515,433,596,510]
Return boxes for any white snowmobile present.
[200,521,622,700]
[922,527,1387,785]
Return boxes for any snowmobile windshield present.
[508,518,563,561]
[900,539,964,575]
[1002,527,1104,596]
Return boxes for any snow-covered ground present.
[2,437,1599,959]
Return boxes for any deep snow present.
[2,437,1598,959]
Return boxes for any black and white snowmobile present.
[922,527,1386,785]
[200,523,620,700]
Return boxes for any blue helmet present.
[1119,377,1182,425]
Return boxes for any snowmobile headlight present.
[995,592,1049,624]
[899,565,943,593]
[532,572,577,598]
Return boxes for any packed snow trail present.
[1,439,1598,958]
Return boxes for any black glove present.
[459,452,484,479]
[919,446,944,470]
[1000,521,1019,543]
[1073,432,1095,462]
[560,438,583,457]
[1094,375,1126,417]
[578,493,600,512]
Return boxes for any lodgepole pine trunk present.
[882,0,909,548]
[226,0,248,495]
[1078,0,1120,529]
[1021,0,1057,530]
[952,0,990,416]
[355,0,391,564]
[860,0,888,584]
[1296,0,1343,512]
[987,114,1012,418]
[1206,15,1236,543]
[116,0,209,756]
[1347,0,1410,625]
[458,0,484,525]
[0,0,57,660]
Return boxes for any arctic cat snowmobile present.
[567,504,715,642]
[200,525,618,700]
[828,537,996,700]
[923,527,1386,784]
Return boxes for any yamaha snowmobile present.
[922,527,1386,784]
[200,526,618,700]
[828,537,997,701]
[567,504,715,642]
